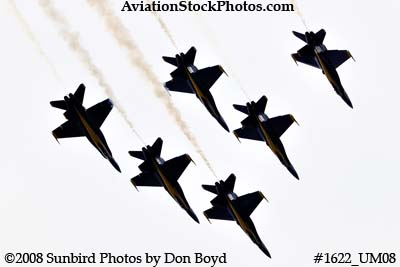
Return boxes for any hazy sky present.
[1,1,399,266]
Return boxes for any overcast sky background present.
[0,0,399,266]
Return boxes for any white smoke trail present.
[149,9,178,50]
[87,0,218,178]
[9,0,62,83]
[193,13,250,101]
[39,0,145,145]
[290,0,309,30]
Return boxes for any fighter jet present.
[129,137,199,223]
[163,47,230,132]
[233,95,299,179]
[50,84,121,172]
[291,29,355,108]
[202,174,270,257]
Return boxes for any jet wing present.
[234,191,265,218]
[267,114,297,138]
[292,54,319,69]
[233,127,263,141]
[323,50,353,69]
[292,44,319,69]
[164,78,193,94]
[52,120,85,139]
[86,99,113,129]
[192,65,225,91]
[131,172,162,188]
[163,154,192,181]
[204,206,234,221]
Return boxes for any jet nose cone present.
[258,242,271,258]
[187,208,200,224]
[287,164,299,180]
[218,117,230,132]
[343,95,354,109]
[109,157,121,173]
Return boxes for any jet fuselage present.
[246,102,292,168]
[305,32,350,104]
[142,146,192,213]
[175,55,224,121]
[214,182,264,247]
[63,93,113,161]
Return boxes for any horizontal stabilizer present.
[50,100,67,110]
[210,194,225,206]
[234,127,263,141]
[234,191,266,218]
[267,114,297,138]
[86,99,113,129]
[164,78,193,94]
[131,172,162,189]
[74,83,85,104]
[324,50,353,69]
[192,65,225,91]
[162,56,178,66]
[292,31,307,42]
[170,67,186,79]
[129,150,145,160]
[233,104,248,114]
[138,160,152,172]
[204,206,234,222]
[240,116,256,127]
[163,154,193,181]
[202,184,218,194]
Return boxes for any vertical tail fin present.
[223,174,236,192]
[151,137,163,157]
[255,95,268,112]
[74,83,85,104]
[184,46,196,65]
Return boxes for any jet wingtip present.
[130,179,139,191]
[203,211,211,224]
[259,191,269,203]
[290,114,299,126]
[52,131,60,144]
[186,154,196,166]
[291,54,299,65]
[233,131,241,143]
